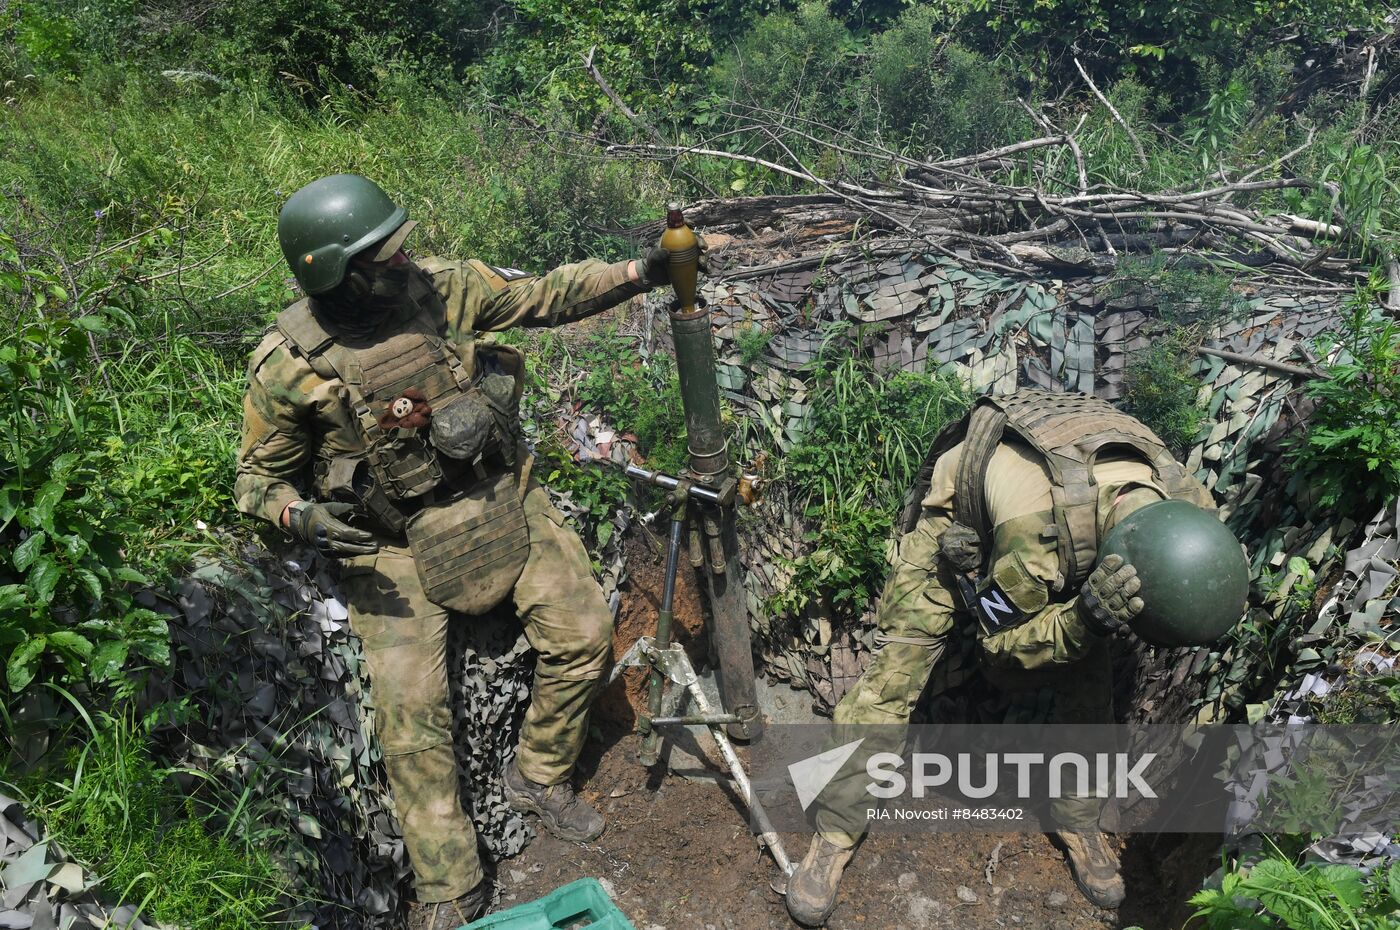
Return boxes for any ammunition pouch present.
[429,349,523,468]
[316,454,411,537]
[405,470,530,615]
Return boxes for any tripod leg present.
[640,512,686,767]
[679,658,795,876]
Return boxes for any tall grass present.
[774,345,968,617]
[14,707,297,930]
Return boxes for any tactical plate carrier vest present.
[899,389,1213,591]
[276,261,532,615]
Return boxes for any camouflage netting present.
[4,204,1397,928]
[680,229,1393,727]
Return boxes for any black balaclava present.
[316,261,415,339]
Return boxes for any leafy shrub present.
[571,328,690,477]
[865,8,1025,156]
[708,3,861,125]
[0,236,169,698]
[473,0,718,116]
[1113,255,1245,454]
[1190,850,1400,930]
[1289,287,1400,515]
[1121,339,1207,457]
[940,0,1392,100]
[775,348,968,617]
[510,326,690,549]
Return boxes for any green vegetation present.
[514,326,691,549]
[1289,283,1400,515]
[1113,256,1248,455]
[735,324,773,367]
[1121,341,1207,457]
[1191,849,1400,930]
[0,236,172,700]
[17,711,294,930]
[774,346,968,616]
[6,0,1400,923]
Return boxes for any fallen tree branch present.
[1074,57,1149,170]
[1196,346,1326,379]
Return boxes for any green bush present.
[708,3,861,125]
[935,0,1391,100]
[1121,339,1207,457]
[1190,849,1400,930]
[1289,286,1400,516]
[474,0,717,116]
[0,236,170,699]
[865,8,1025,156]
[775,347,968,617]
[1112,255,1245,455]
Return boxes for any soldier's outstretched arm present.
[468,258,651,331]
[233,335,313,527]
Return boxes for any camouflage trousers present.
[338,481,613,902]
[814,516,1112,848]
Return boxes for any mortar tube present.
[668,306,760,739]
[669,306,730,478]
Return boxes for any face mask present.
[318,262,415,339]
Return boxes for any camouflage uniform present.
[814,439,1173,846]
[235,256,646,901]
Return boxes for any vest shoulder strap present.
[898,410,971,536]
[276,299,341,381]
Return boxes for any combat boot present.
[409,882,487,929]
[1055,830,1125,908]
[785,834,856,927]
[503,764,605,842]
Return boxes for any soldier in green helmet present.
[235,174,690,928]
[785,389,1249,927]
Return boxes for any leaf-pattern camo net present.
[3,236,1395,928]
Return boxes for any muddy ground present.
[497,727,1214,930]
[492,532,1216,929]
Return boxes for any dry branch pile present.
[608,105,1380,295]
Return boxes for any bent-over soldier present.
[785,389,1249,927]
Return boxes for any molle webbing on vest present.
[276,299,339,380]
[275,288,478,502]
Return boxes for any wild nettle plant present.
[1,236,169,699]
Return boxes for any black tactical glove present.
[287,501,379,556]
[1076,553,1143,636]
[640,235,709,287]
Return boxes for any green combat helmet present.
[278,174,408,294]
[1097,499,1249,647]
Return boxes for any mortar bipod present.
[606,468,794,879]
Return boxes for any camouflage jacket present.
[234,256,645,526]
[901,439,1175,670]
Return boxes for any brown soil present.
[509,531,1218,928]
[594,528,710,730]
[497,731,1214,929]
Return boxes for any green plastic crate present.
[461,878,636,930]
